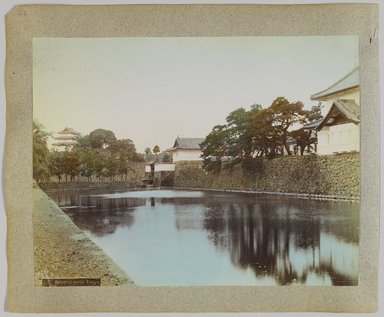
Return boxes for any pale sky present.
[33,36,358,153]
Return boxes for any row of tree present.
[33,121,144,183]
[200,97,322,171]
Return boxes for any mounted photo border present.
[5,4,379,312]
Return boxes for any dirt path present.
[33,186,134,286]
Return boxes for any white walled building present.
[145,162,176,173]
[311,66,360,155]
[51,127,80,151]
[167,137,204,162]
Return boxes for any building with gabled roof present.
[51,127,80,151]
[166,136,204,162]
[311,66,359,103]
[310,67,360,155]
[317,99,360,130]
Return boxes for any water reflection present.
[47,189,359,286]
[47,189,145,236]
[195,196,359,285]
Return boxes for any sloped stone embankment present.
[33,186,133,286]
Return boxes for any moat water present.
[48,189,359,286]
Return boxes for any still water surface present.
[48,189,359,286]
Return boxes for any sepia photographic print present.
[32,36,361,287]
[5,4,379,313]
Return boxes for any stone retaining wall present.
[174,153,360,200]
[40,180,141,191]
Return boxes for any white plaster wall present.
[172,150,203,162]
[320,88,360,111]
[154,164,176,172]
[145,165,151,173]
[317,123,360,155]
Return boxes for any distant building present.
[145,161,176,173]
[310,66,360,155]
[166,136,204,162]
[144,161,176,186]
[292,118,323,155]
[51,127,80,151]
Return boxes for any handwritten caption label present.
[42,278,101,287]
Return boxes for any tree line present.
[200,97,322,172]
[33,121,144,183]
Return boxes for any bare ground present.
[33,186,134,286]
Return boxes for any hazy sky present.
[33,36,358,153]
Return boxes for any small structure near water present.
[144,161,176,186]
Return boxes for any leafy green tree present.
[200,124,230,171]
[251,97,322,156]
[307,102,323,122]
[48,150,66,182]
[110,139,142,179]
[104,156,118,180]
[88,129,117,149]
[289,103,323,155]
[111,139,136,160]
[144,147,152,155]
[33,120,50,183]
[47,127,144,182]
[62,151,81,182]
[251,107,283,157]
[267,97,308,155]
[93,153,106,180]
[76,135,91,150]
[162,152,173,163]
[76,148,98,181]
[225,104,262,158]
[152,145,160,155]
[133,153,145,162]
[200,104,263,171]
[117,158,135,181]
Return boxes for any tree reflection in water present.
[47,189,145,236]
[198,195,359,285]
[47,189,359,286]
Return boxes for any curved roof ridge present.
[171,136,205,150]
[311,66,359,101]
[317,98,360,130]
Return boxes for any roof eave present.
[310,85,360,101]
[168,147,200,151]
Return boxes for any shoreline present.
[33,186,134,287]
[171,187,360,202]
[41,183,360,202]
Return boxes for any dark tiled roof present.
[52,141,77,146]
[54,135,78,141]
[311,66,359,101]
[57,127,81,135]
[318,99,360,130]
[301,118,323,130]
[170,137,205,150]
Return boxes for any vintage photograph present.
[32,36,360,287]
